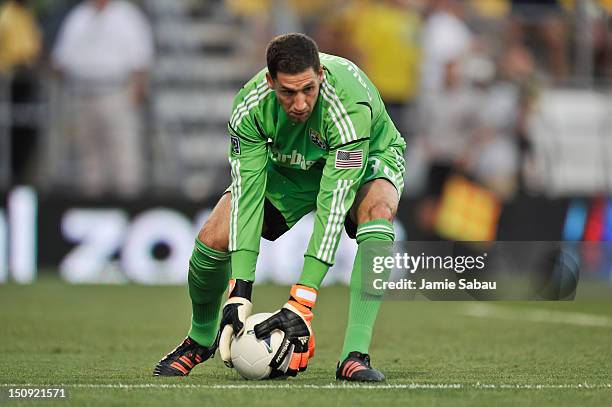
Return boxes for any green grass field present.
[1,277,611,406]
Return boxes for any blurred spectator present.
[469,0,510,19]
[467,51,523,199]
[416,58,482,234]
[418,59,482,187]
[465,0,510,60]
[0,0,41,74]
[0,0,42,184]
[27,0,81,56]
[420,0,473,94]
[310,0,356,57]
[508,0,569,84]
[496,43,541,193]
[225,0,322,72]
[333,0,423,139]
[225,0,289,74]
[415,34,536,234]
[51,0,154,197]
[591,0,612,81]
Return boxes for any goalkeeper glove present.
[254,284,316,377]
[218,279,253,367]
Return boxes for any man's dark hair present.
[266,33,320,79]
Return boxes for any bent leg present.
[350,178,399,225]
[341,179,398,360]
[188,193,231,347]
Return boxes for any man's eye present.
[304,87,314,93]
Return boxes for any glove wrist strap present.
[289,284,317,309]
[228,279,253,300]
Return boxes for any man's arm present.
[300,102,372,288]
[218,111,268,366]
[227,122,268,282]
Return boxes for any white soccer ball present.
[230,312,285,380]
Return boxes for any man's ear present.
[317,67,324,82]
[266,72,274,89]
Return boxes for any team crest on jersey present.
[309,129,327,150]
[230,135,241,155]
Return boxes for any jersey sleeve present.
[227,89,269,282]
[301,101,371,285]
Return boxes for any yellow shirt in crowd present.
[0,0,41,74]
[342,1,422,103]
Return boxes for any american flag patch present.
[335,149,363,169]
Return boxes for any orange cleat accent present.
[153,337,215,376]
[171,362,189,375]
[336,352,385,382]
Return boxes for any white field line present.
[462,304,612,328]
[1,383,611,390]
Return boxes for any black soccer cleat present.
[153,337,215,376]
[336,351,385,382]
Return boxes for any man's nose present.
[294,93,307,111]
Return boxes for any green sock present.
[340,219,395,361]
[187,239,230,347]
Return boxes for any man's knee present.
[358,201,395,224]
[198,222,228,252]
[352,179,399,225]
[197,193,230,252]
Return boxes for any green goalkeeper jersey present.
[227,53,405,281]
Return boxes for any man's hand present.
[254,284,316,376]
[218,279,253,367]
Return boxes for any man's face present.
[266,67,323,123]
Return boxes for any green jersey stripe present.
[235,159,242,250]
[321,81,357,143]
[228,159,235,250]
[321,80,353,136]
[318,179,353,262]
[229,159,242,251]
[356,225,395,236]
[317,179,345,261]
[235,159,241,250]
[326,106,349,145]
[230,83,266,127]
[320,82,353,144]
[230,80,267,126]
[232,88,273,128]
[234,80,266,111]
[319,86,350,144]
[330,180,353,262]
[321,81,357,142]
[228,159,232,250]
[322,180,352,262]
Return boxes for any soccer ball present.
[230,312,285,380]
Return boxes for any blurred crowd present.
[0,0,611,204]
[0,0,152,197]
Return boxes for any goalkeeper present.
[154,33,405,381]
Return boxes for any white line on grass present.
[462,304,612,328]
[1,383,611,390]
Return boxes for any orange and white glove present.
[253,284,316,376]
[218,279,253,367]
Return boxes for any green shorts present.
[225,145,405,240]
